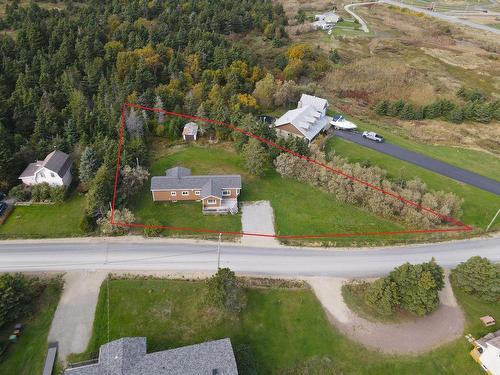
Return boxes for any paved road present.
[381,0,500,35]
[344,2,374,33]
[334,130,500,195]
[0,236,498,277]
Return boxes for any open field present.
[326,136,500,231]
[0,193,86,239]
[0,278,63,375]
[70,277,498,374]
[132,142,406,245]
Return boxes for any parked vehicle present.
[362,131,384,142]
[0,202,7,216]
[330,115,357,131]
[0,192,5,201]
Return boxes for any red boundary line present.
[111,102,473,239]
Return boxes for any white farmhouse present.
[19,150,72,187]
[273,94,332,143]
[471,330,500,375]
[313,11,340,30]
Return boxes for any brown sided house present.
[151,167,241,214]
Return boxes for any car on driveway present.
[362,131,384,143]
[0,192,5,202]
[0,202,7,217]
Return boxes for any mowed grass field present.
[0,193,86,238]
[131,143,405,244]
[71,277,497,374]
[0,279,62,375]
[326,136,500,231]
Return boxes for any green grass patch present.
[0,193,86,239]
[132,143,405,245]
[326,136,500,231]
[71,277,497,374]
[0,278,63,375]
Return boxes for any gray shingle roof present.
[43,150,72,176]
[19,162,43,178]
[64,338,238,375]
[151,167,241,199]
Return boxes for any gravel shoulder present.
[307,271,465,354]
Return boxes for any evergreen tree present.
[79,147,100,185]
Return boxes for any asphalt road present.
[0,236,498,277]
[334,130,500,195]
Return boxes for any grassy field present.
[70,277,497,374]
[0,278,62,375]
[0,193,86,239]
[132,142,407,244]
[326,136,500,231]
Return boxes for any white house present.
[182,122,199,141]
[471,330,500,375]
[273,94,332,143]
[313,11,340,30]
[19,150,72,187]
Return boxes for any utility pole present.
[217,233,222,269]
[486,208,500,232]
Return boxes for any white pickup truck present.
[362,131,384,143]
[330,115,358,131]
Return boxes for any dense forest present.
[0,0,291,221]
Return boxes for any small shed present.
[182,122,199,141]
[480,316,496,327]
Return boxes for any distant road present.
[344,2,374,32]
[381,0,500,35]
[0,236,499,277]
[334,130,500,195]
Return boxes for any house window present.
[181,191,189,196]
[207,199,216,205]
[50,172,55,178]
[170,191,177,196]
[195,191,200,196]
[222,190,231,196]
[39,171,45,178]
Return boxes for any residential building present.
[470,329,500,375]
[151,167,241,214]
[64,337,238,375]
[19,150,72,187]
[182,122,199,141]
[313,11,340,30]
[274,94,333,143]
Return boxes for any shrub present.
[374,100,389,116]
[0,274,42,327]
[9,184,31,202]
[144,219,162,237]
[49,185,66,203]
[365,277,399,316]
[97,208,135,235]
[205,268,246,313]
[451,256,499,302]
[448,108,464,124]
[79,213,96,233]
[31,183,52,202]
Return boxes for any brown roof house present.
[64,337,238,375]
[19,150,72,187]
[274,94,332,143]
[151,167,241,214]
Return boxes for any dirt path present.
[307,271,465,354]
[48,271,107,363]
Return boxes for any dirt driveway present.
[307,272,465,354]
[240,201,279,248]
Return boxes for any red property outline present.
[111,102,473,239]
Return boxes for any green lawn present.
[0,193,86,238]
[0,278,63,375]
[326,137,500,231]
[132,143,406,245]
[71,277,497,374]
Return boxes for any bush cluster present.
[0,274,43,327]
[374,87,500,124]
[8,183,66,203]
[451,256,499,302]
[364,260,444,316]
[274,146,462,228]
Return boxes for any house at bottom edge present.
[151,167,241,214]
[64,337,238,375]
[470,329,500,375]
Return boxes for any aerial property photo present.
[0,0,499,375]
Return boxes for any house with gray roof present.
[64,337,238,375]
[19,150,72,187]
[151,167,241,214]
[273,94,332,143]
[313,11,341,30]
[470,329,500,374]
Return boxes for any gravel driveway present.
[335,130,500,195]
[307,272,465,354]
[241,201,279,248]
[48,271,107,362]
